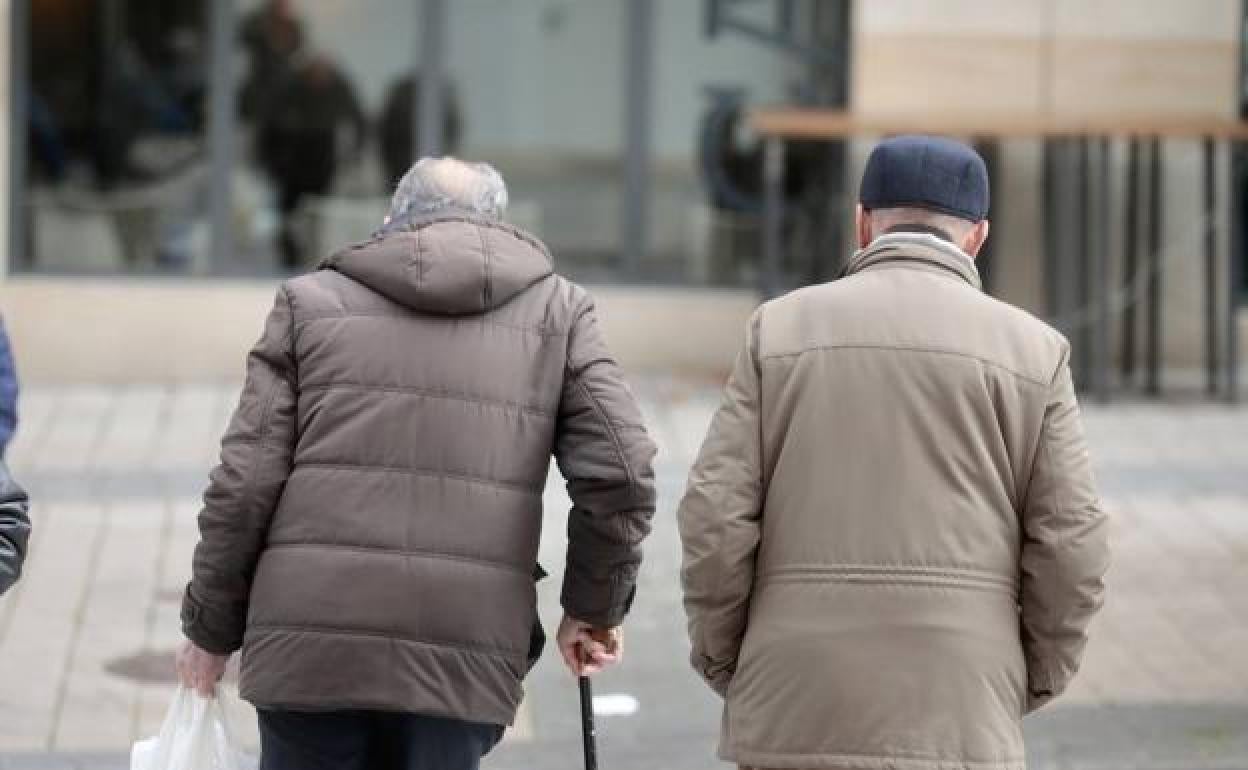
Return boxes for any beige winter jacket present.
[183,211,656,726]
[678,233,1109,770]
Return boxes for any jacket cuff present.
[561,582,636,629]
[693,652,735,697]
[1025,662,1065,714]
[181,584,245,655]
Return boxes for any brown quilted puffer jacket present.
[182,211,657,726]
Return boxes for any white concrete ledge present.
[0,276,757,384]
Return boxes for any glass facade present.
[13,0,814,286]
[21,0,211,274]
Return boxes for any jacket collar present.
[842,232,982,290]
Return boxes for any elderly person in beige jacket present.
[678,135,1109,770]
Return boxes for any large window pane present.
[23,0,211,274]
[448,0,625,281]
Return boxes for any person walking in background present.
[239,0,304,122]
[0,462,31,597]
[176,157,657,770]
[379,74,462,190]
[678,135,1110,770]
[256,52,366,269]
[0,316,18,457]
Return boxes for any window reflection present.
[27,0,209,272]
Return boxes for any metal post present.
[974,139,999,295]
[1203,137,1219,397]
[1042,139,1060,317]
[621,0,654,275]
[206,0,237,274]
[1075,138,1092,390]
[5,0,30,274]
[1121,138,1140,385]
[761,136,785,298]
[417,0,447,157]
[1230,142,1244,403]
[1093,137,1111,402]
[1145,137,1164,396]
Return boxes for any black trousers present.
[258,709,504,770]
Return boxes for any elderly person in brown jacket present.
[177,157,657,770]
[678,135,1109,770]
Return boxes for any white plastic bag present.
[131,685,255,770]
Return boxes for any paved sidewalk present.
[0,379,1246,769]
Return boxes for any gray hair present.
[867,206,976,241]
[387,157,509,223]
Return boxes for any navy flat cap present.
[859,135,990,222]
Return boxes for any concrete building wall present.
[0,278,757,384]
[854,0,1239,119]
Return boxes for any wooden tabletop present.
[750,108,1248,141]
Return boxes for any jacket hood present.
[321,212,554,315]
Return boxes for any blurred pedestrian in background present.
[0,316,18,458]
[176,157,656,770]
[379,74,462,190]
[256,52,366,269]
[678,136,1110,770]
[239,0,304,123]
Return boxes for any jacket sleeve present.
[1019,347,1110,712]
[0,460,31,596]
[0,318,18,456]
[677,311,763,696]
[554,294,657,629]
[182,287,298,654]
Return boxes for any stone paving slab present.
[0,380,1245,768]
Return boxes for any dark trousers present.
[258,709,504,770]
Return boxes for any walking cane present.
[578,629,611,770]
[578,673,598,770]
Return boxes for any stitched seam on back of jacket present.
[415,224,425,287]
[759,574,1013,593]
[295,462,541,494]
[264,542,531,576]
[733,746,1025,767]
[299,383,558,417]
[760,564,1015,590]
[762,343,1049,387]
[1044,403,1064,683]
[293,313,565,337]
[246,624,525,658]
[1017,355,1065,524]
[477,224,493,309]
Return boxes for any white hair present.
[387,157,509,222]
[867,206,975,241]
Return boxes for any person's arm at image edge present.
[0,461,31,596]
[0,318,19,456]
[677,310,765,697]
[1019,344,1111,712]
